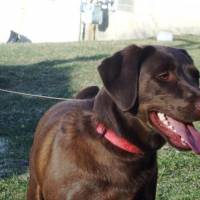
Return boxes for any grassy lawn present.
[0,35,200,200]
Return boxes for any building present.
[0,0,81,43]
[0,0,200,43]
[96,0,200,40]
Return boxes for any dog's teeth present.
[158,113,174,128]
[158,112,165,120]
[168,125,173,130]
[158,112,164,116]
[181,138,187,145]
[163,120,168,125]
[173,128,177,132]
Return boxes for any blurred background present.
[0,0,200,43]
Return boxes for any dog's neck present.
[94,89,147,151]
[93,89,165,152]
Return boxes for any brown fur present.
[27,45,200,200]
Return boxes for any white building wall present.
[0,0,200,42]
[97,0,200,40]
[153,0,200,34]
[0,0,81,43]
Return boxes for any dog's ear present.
[98,45,155,111]
[179,49,194,64]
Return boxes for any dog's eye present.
[157,72,171,81]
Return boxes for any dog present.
[27,45,200,200]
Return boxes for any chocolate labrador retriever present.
[27,45,200,200]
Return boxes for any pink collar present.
[96,123,143,154]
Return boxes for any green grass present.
[0,35,200,200]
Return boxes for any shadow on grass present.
[0,54,107,179]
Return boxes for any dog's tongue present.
[167,116,200,154]
[186,125,200,154]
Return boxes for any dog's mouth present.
[149,112,200,154]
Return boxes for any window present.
[117,0,134,12]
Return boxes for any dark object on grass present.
[27,45,200,200]
[7,30,31,43]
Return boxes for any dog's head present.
[98,45,200,154]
